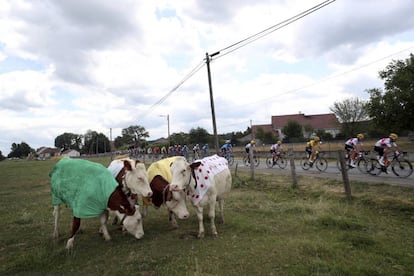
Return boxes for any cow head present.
[165,190,189,219]
[114,205,144,239]
[120,159,153,198]
[169,156,195,191]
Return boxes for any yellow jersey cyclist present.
[306,136,321,167]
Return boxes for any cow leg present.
[99,210,111,241]
[53,205,60,239]
[217,198,225,224]
[195,206,205,238]
[208,200,218,237]
[168,210,178,228]
[66,217,81,250]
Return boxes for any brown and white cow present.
[170,155,232,238]
[51,158,144,250]
[108,158,153,199]
[144,157,189,228]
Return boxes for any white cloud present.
[1,0,414,156]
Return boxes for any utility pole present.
[206,52,220,154]
[160,114,170,146]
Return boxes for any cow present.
[169,155,232,238]
[50,158,145,250]
[107,158,153,199]
[144,157,189,228]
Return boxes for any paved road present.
[230,158,414,188]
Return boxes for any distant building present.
[36,147,61,159]
[252,113,340,140]
[61,149,80,158]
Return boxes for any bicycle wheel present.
[367,159,382,176]
[243,156,250,167]
[227,155,234,166]
[265,157,274,168]
[301,157,311,170]
[254,156,260,167]
[357,158,368,174]
[316,157,328,172]
[277,157,288,169]
[391,159,413,178]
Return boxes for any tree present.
[366,53,414,134]
[188,127,211,145]
[330,97,369,137]
[55,132,83,151]
[122,125,149,148]
[282,120,303,142]
[7,142,34,158]
[170,132,189,146]
[255,127,276,144]
[0,150,5,161]
[83,130,111,154]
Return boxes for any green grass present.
[1,158,414,275]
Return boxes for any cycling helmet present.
[251,140,255,144]
[313,136,320,142]
[389,133,398,140]
[357,133,364,140]
[225,140,231,143]
[277,140,282,145]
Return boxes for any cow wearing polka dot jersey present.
[170,155,232,238]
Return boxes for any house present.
[61,149,80,158]
[36,147,61,159]
[252,113,340,139]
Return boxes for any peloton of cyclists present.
[306,136,321,167]
[374,133,400,166]
[344,133,365,168]
[270,140,283,165]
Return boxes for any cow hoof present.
[197,233,205,239]
[65,238,74,250]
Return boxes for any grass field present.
[1,157,414,275]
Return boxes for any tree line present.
[2,53,413,160]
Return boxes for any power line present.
[213,0,336,61]
[245,45,414,107]
[136,59,205,120]
[138,0,337,123]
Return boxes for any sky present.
[1,0,414,155]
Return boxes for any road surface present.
[231,158,414,188]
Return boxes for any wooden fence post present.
[338,150,352,200]
[289,149,297,188]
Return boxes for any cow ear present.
[123,160,132,171]
[190,161,202,169]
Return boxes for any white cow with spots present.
[170,155,232,238]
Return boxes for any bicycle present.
[366,152,413,178]
[243,154,260,167]
[300,152,328,172]
[222,151,234,166]
[266,152,287,169]
[336,150,369,174]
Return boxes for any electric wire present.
[213,0,336,61]
[137,59,205,119]
[139,0,337,122]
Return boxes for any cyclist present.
[307,136,321,167]
[245,140,256,161]
[344,133,365,168]
[374,133,400,166]
[270,140,282,165]
[220,140,233,156]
